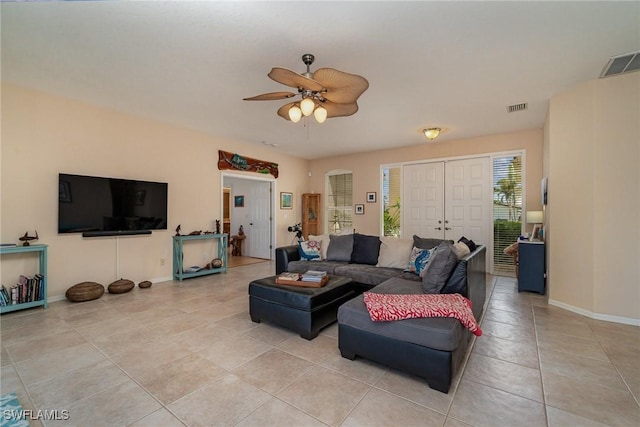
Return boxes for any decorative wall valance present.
[217,150,279,178]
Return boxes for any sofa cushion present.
[334,264,403,287]
[376,237,413,269]
[309,234,330,259]
[337,293,466,352]
[362,292,482,336]
[421,242,459,294]
[327,234,354,262]
[298,240,322,260]
[367,277,423,294]
[405,246,435,275]
[350,233,381,265]
[287,260,344,275]
[413,235,448,250]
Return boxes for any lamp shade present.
[526,210,543,224]
[300,98,315,116]
[313,106,327,123]
[288,105,302,123]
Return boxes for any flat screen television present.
[58,173,168,236]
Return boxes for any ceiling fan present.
[243,54,369,124]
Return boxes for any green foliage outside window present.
[384,199,401,237]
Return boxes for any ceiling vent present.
[507,103,528,113]
[600,51,640,78]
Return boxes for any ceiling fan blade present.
[268,67,324,92]
[322,101,359,118]
[243,92,296,101]
[276,102,296,121]
[312,68,369,104]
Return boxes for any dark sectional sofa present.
[275,235,486,393]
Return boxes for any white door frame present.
[221,172,275,260]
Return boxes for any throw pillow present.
[405,246,435,275]
[457,236,477,252]
[452,241,471,259]
[298,240,321,260]
[350,233,381,265]
[413,235,452,250]
[326,234,354,262]
[309,234,330,259]
[440,260,467,294]
[421,241,459,294]
[376,237,413,269]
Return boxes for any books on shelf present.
[0,274,44,306]
[301,270,328,282]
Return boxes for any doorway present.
[222,173,274,260]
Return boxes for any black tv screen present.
[58,173,168,235]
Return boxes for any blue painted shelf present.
[172,234,228,281]
[0,244,48,314]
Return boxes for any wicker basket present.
[138,280,152,289]
[66,282,105,302]
[108,279,135,294]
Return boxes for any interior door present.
[444,157,491,244]
[403,162,445,239]
[248,181,272,259]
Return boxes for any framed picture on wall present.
[234,195,244,207]
[280,192,293,209]
[355,204,364,215]
[366,192,376,203]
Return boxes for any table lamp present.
[526,210,544,241]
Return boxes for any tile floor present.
[1,262,638,426]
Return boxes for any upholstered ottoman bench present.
[249,275,354,339]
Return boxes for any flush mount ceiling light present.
[243,54,369,124]
[423,128,441,141]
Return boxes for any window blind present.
[493,155,523,273]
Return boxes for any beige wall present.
[309,129,544,236]
[547,72,640,322]
[1,84,309,299]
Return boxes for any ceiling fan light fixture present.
[300,98,315,117]
[314,105,327,123]
[288,105,302,123]
[423,128,441,141]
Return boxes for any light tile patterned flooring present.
[1,262,638,426]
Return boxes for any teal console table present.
[0,244,48,314]
[172,234,228,281]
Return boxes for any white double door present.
[402,157,491,245]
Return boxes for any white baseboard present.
[548,299,640,326]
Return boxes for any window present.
[493,154,523,274]
[326,171,353,234]
[382,166,401,236]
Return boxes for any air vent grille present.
[601,51,640,78]
[507,103,528,113]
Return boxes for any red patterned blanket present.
[363,292,483,336]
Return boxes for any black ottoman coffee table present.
[249,275,354,340]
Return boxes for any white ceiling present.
[2,1,638,159]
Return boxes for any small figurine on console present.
[175,224,181,236]
[188,230,202,235]
[19,231,38,246]
[215,220,221,234]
